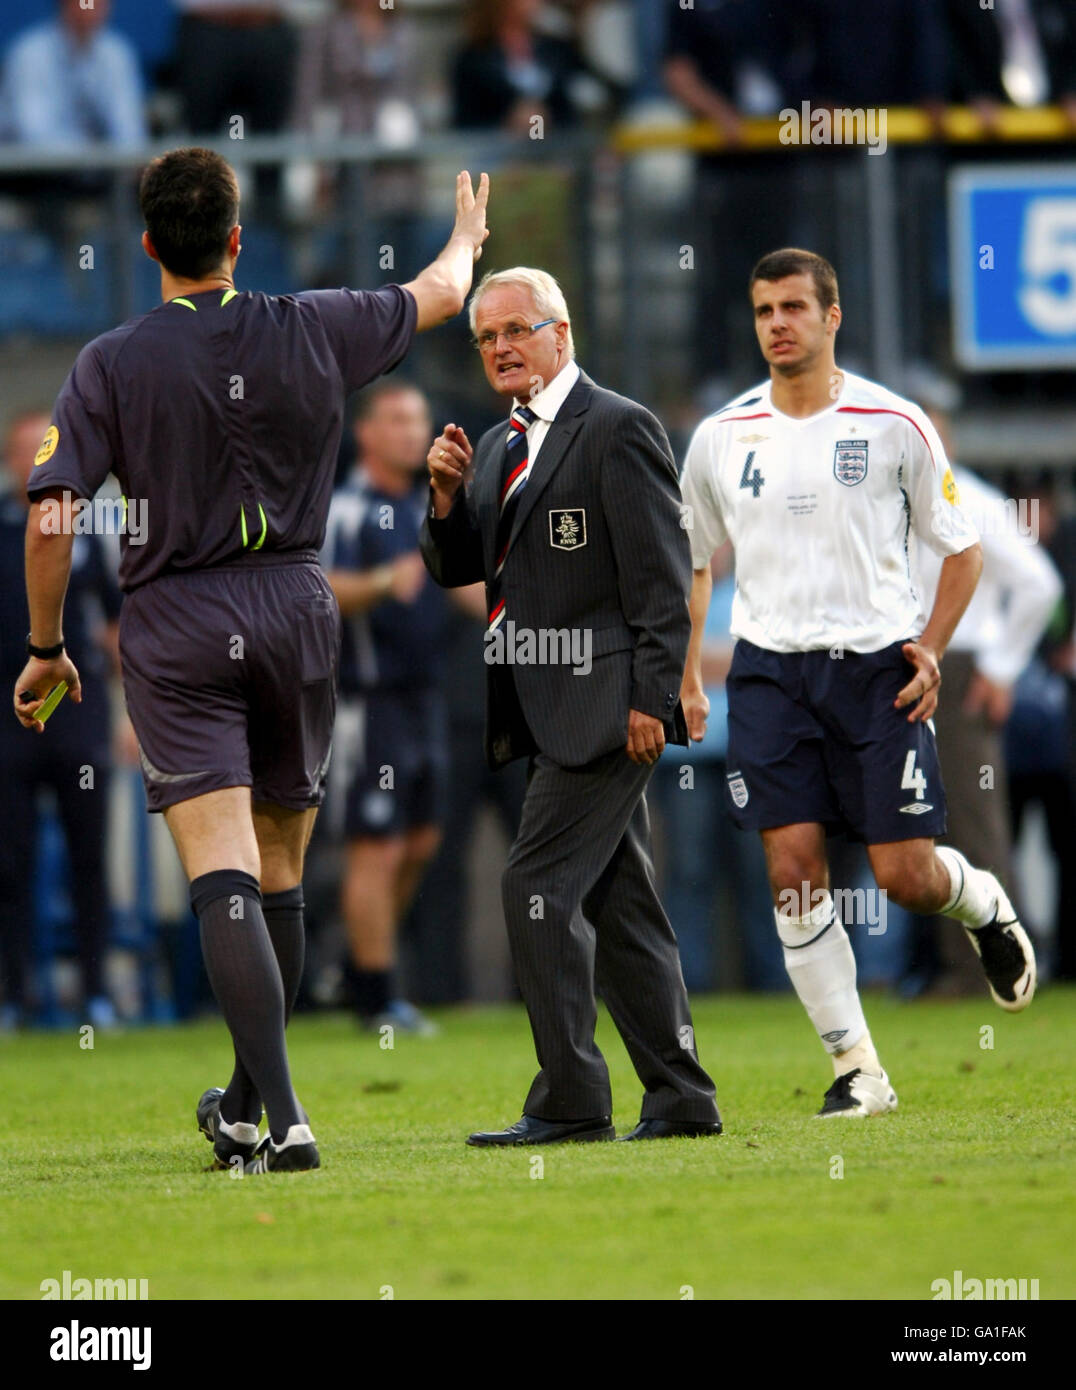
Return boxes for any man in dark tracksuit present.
[0,410,120,1029]
[13,147,490,1173]
[422,266,721,1144]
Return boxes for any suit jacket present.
[420,369,691,770]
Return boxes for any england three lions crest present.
[833,440,868,487]
[549,508,587,550]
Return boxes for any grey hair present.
[468,266,574,358]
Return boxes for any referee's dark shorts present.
[119,551,341,813]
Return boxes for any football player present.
[680,248,1036,1117]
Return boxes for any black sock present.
[221,886,306,1126]
[192,870,302,1144]
[264,886,306,1019]
[351,967,392,1019]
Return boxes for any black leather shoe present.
[467,1114,615,1146]
[617,1118,723,1141]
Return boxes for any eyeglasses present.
[471,318,556,352]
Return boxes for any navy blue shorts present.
[725,638,947,843]
[120,553,340,814]
[334,687,448,839]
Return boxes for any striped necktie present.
[488,404,537,631]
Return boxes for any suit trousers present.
[501,746,719,1122]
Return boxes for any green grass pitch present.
[2,988,1073,1301]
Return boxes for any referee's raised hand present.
[453,171,490,262]
[403,172,490,332]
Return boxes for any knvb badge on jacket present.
[549,508,587,550]
[833,439,868,487]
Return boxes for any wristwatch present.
[26,634,65,660]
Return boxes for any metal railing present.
[2,114,1075,464]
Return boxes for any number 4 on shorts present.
[901,749,927,801]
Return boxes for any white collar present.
[513,359,580,424]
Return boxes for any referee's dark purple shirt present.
[27,285,417,590]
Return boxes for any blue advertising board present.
[950,164,1076,369]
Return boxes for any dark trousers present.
[502,747,718,1122]
[175,14,296,211]
[1010,770,1076,981]
[405,719,525,1004]
[0,702,111,1008]
[176,15,296,138]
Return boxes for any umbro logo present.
[737,433,769,444]
[899,802,934,815]
[821,1029,848,1045]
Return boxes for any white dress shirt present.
[512,358,581,466]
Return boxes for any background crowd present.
[1,0,1075,1029]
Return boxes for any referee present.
[12,147,489,1174]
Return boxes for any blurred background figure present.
[321,383,449,1036]
[171,0,296,213]
[290,0,425,281]
[661,0,795,402]
[292,0,421,144]
[945,0,1076,129]
[0,0,146,150]
[1001,471,1076,985]
[0,411,122,1031]
[406,588,527,1006]
[451,0,593,132]
[895,383,1062,996]
[800,0,947,114]
[171,0,295,140]
[650,544,784,993]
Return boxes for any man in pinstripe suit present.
[421,267,721,1144]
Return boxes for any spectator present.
[406,593,527,1005]
[171,2,296,142]
[799,0,947,112]
[1003,473,1076,983]
[452,0,590,132]
[0,411,122,1030]
[663,0,791,147]
[0,0,146,148]
[650,545,784,992]
[292,0,421,141]
[320,383,450,1035]
[904,405,1062,996]
[661,0,794,396]
[945,0,1076,127]
[291,0,423,274]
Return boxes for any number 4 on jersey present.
[739,450,764,497]
[901,749,927,801]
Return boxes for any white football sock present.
[275,1124,316,1150]
[831,1029,882,1080]
[219,1116,260,1145]
[775,890,868,1060]
[936,846,999,928]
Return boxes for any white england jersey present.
[680,371,980,654]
